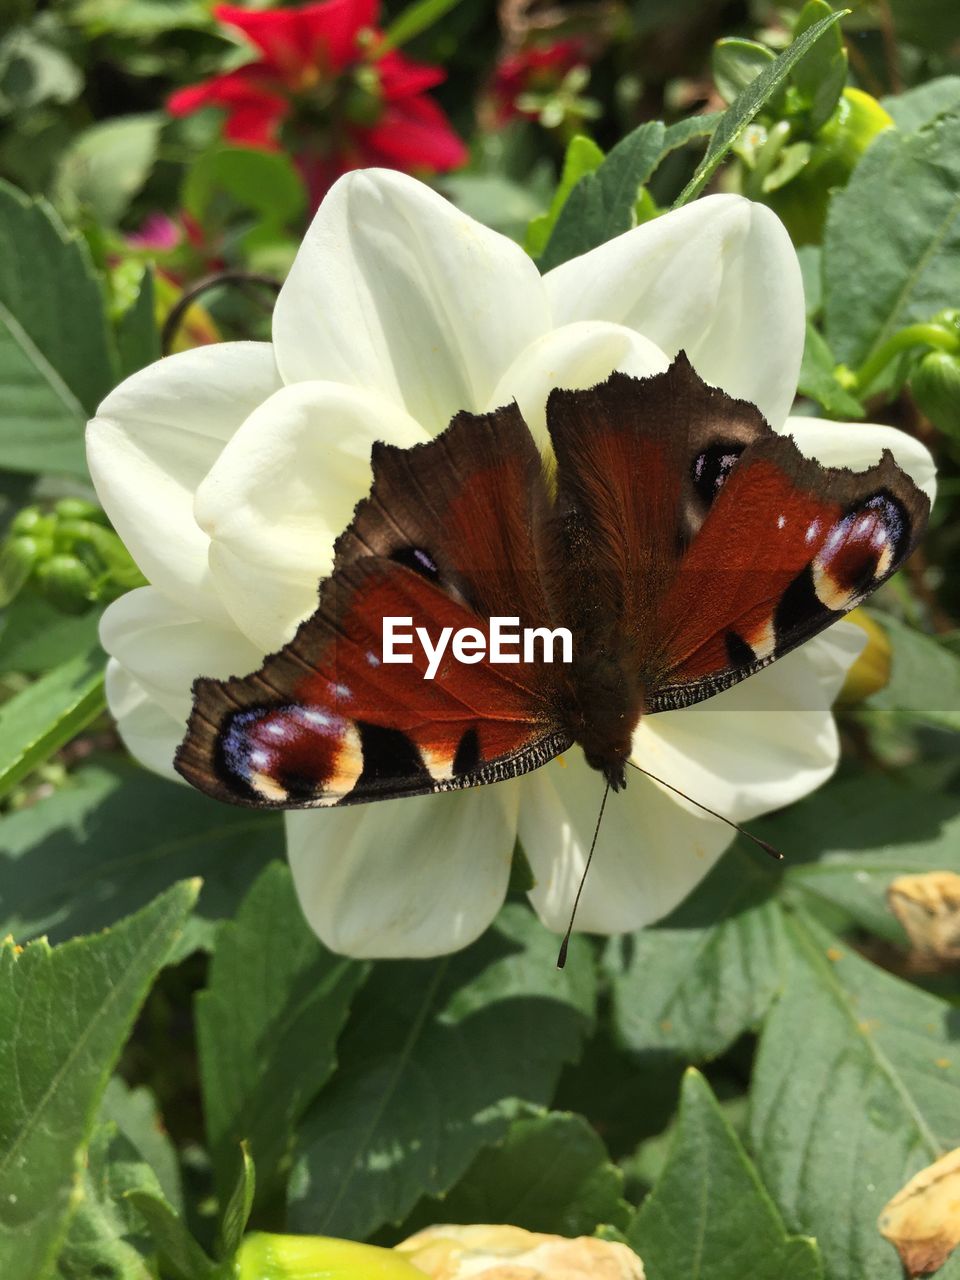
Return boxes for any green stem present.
[853,322,960,392]
[745,119,791,199]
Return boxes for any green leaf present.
[525,135,605,259]
[882,77,960,133]
[182,147,305,253]
[55,115,162,226]
[538,122,666,271]
[288,905,596,1240]
[750,912,960,1280]
[100,1077,183,1215]
[401,1110,632,1238]
[0,880,199,1280]
[0,180,116,476]
[382,0,467,50]
[65,0,212,36]
[126,1190,216,1280]
[218,1142,255,1260]
[197,863,367,1211]
[0,595,101,675]
[674,10,847,206]
[606,845,788,1061]
[824,107,960,372]
[791,1,847,133]
[797,321,866,417]
[0,757,281,956]
[0,21,83,115]
[52,1123,161,1280]
[0,643,106,801]
[115,266,160,378]
[711,38,776,107]
[629,1070,822,1280]
[777,775,960,945]
[868,614,960,733]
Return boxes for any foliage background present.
[2,1,960,1278]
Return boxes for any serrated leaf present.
[288,905,596,1241]
[824,107,960,373]
[526,135,605,259]
[55,115,162,225]
[606,845,788,1061]
[629,1070,822,1280]
[750,912,960,1280]
[0,179,116,476]
[0,880,198,1279]
[0,643,106,801]
[798,321,866,417]
[197,863,367,1211]
[52,1124,160,1280]
[0,758,281,957]
[675,10,846,206]
[400,1110,631,1239]
[538,122,666,271]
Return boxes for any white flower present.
[87,169,936,958]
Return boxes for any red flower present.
[168,0,467,205]
[489,39,592,126]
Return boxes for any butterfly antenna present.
[625,760,783,862]
[557,780,610,969]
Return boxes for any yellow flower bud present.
[395,1224,645,1279]
[836,609,892,705]
[233,1231,428,1280]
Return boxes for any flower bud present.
[0,536,39,605]
[911,350,960,437]
[35,553,97,613]
[395,1224,645,1279]
[54,497,109,525]
[232,1232,428,1280]
[836,609,892,706]
[10,507,55,539]
[766,88,893,244]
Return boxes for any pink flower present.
[168,0,467,205]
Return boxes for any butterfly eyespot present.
[691,442,746,507]
[390,545,440,580]
[813,489,911,610]
[217,704,360,803]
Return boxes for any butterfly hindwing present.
[176,406,571,808]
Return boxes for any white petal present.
[544,194,804,429]
[100,587,263,725]
[285,785,520,958]
[194,380,428,652]
[87,343,281,623]
[273,169,550,433]
[486,320,669,449]
[635,624,865,824]
[104,659,185,783]
[784,414,937,504]
[518,751,733,935]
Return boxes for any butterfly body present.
[176,356,929,811]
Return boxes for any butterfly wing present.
[176,404,571,808]
[545,356,929,715]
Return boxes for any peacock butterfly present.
[175,355,929,809]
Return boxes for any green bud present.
[912,350,960,436]
[54,497,108,525]
[35,553,96,613]
[232,1232,427,1280]
[10,507,55,539]
[0,536,39,605]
